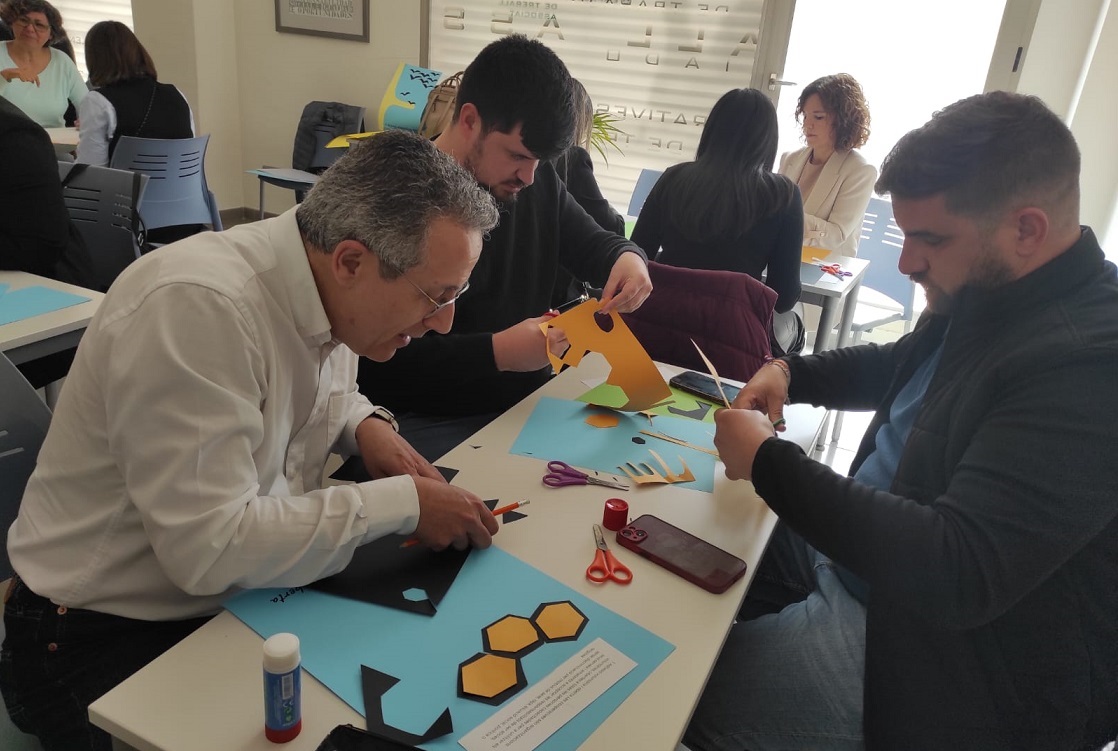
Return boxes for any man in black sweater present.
[686,92,1118,750]
[354,35,651,462]
[0,95,95,387]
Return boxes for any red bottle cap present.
[602,498,629,531]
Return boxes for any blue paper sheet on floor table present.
[0,284,89,326]
[225,546,673,751]
[511,396,719,493]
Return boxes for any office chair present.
[255,101,366,219]
[58,162,148,291]
[110,135,223,236]
[622,261,777,383]
[0,351,52,580]
[831,196,915,440]
[626,168,663,219]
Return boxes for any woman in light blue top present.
[0,0,85,128]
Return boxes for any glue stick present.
[262,632,302,743]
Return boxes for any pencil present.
[399,500,530,548]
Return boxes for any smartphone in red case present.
[614,514,747,594]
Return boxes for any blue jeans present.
[0,577,209,751]
[683,524,867,751]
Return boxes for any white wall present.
[130,0,1116,249]
[132,0,422,216]
[1013,0,1117,252]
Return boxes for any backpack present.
[418,71,463,139]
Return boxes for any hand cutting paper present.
[540,299,671,412]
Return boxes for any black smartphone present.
[315,724,417,751]
[669,370,741,405]
[615,514,747,594]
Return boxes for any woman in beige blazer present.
[778,73,875,256]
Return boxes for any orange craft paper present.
[540,299,671,412]
[585,413,621,429]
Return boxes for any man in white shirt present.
[0,129,500,751]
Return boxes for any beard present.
[914,237,1015,315]
[464,141,523,205]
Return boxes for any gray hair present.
[296,129,498,278]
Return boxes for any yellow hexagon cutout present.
[482,614,543,657]
[458,652,526,705]
[531,600,589,642]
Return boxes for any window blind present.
[50,0,134,79]
[427,1,768,211]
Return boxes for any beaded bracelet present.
[763,357,791,385]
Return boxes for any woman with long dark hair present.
[631,87,803,314]
[76,20,193,166]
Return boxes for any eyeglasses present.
[14,17,51,33]
[402,275,470,318]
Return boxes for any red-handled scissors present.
[543,461,630,491]
[818,263,852,278]
[586,524,633,585]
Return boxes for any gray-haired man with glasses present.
[1,130,500,751]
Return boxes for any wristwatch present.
[368,406,399,433]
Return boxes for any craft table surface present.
[90,355,826,751]
[0,271,103,365]
[799,251,870,352]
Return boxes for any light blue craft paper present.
[0,284,89,326]
[225,546,673,751]
[510,396,719,493]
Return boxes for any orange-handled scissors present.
[586,524,633,585]
[818,262,852,278]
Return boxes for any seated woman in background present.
[778,72,874,256]
[630,88,803,316]
[551,78,625,308]
[0,0,85,128]
[76,20,194,166]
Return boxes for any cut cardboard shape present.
[458,653,526,705]
[541,299,671,412]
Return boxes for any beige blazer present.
[779,147,877,256]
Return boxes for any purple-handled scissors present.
[543,461,630,491]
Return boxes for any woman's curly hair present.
[0,0,64,45]
[795,73,871,152]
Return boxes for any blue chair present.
[845,196,915,345]
[831,196,915,440]
[110,135,222,234]
[0,352,52,581]
[626,168,663,218]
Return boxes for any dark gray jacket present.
[758,228,1118,750]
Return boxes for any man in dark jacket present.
[354,35,651,463]
[0,96,93,287]
[0,95,96,388]
[685,92,1118,751]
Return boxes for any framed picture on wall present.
[274,0,370,43]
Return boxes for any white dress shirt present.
[8,209,420,620]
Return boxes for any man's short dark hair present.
[453,34,575,162]
[876,91,1080,222]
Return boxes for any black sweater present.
[630,163,803,313]
[0,97,94,287]
[755,229,1118,750]
[358,160,644,416]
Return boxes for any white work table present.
[0,271,103,365]
[90,355,826,751]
